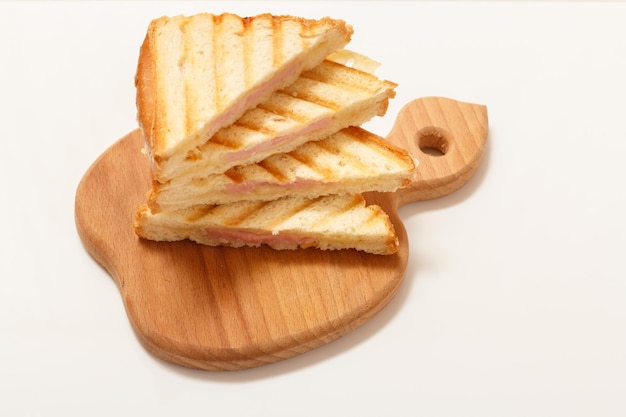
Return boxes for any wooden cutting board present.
[75,97,488,371]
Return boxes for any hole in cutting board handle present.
[417,126,450,157]
[386,97,488,206]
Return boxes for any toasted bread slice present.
[134,194,398,255]
[148,126,416,209]
[136,13,353,181]
[146,49,395,182]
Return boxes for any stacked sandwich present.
[133,12,416,255]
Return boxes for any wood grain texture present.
[74,97,488,371]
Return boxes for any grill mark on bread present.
[286,148,322,173]
[302,60,394,96]
[272,16,282,66]
[310,136,371,175]
[282,81,343,112]
[285,145,335,180]
[183,14,220,139]
[342,194,366,212]
[242,17,252,89]
[204,131,232,149]
[212,13,248,112]
[184,204,219,222]
[231,110,282,135]
[223,201,269,226]
[261,197,322,231]
[257,159,290,182]
[284,91,343,111]
[207,131,240,150]
[256,93,333,124]
[345,126,415,169]
[308,195,364,229]
[344,125,374,144]
[223,167,246,184]
[365,204,389,228]
[179,20,192,137]
[186,201,270,226]
[211,15,221,113]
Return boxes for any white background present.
[2,1,625,416]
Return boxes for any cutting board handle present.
[386,97,488,207]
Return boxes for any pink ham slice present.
[204,228,317,247]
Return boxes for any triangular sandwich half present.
[147,126,416,210]
[136,12,353,182]
[134,194,399,255]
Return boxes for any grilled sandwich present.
[133,13,408,255]
[147,126,416,210]
[134,194,399,255]
[136,12,353,182]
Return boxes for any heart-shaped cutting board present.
[75,97,488,371]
